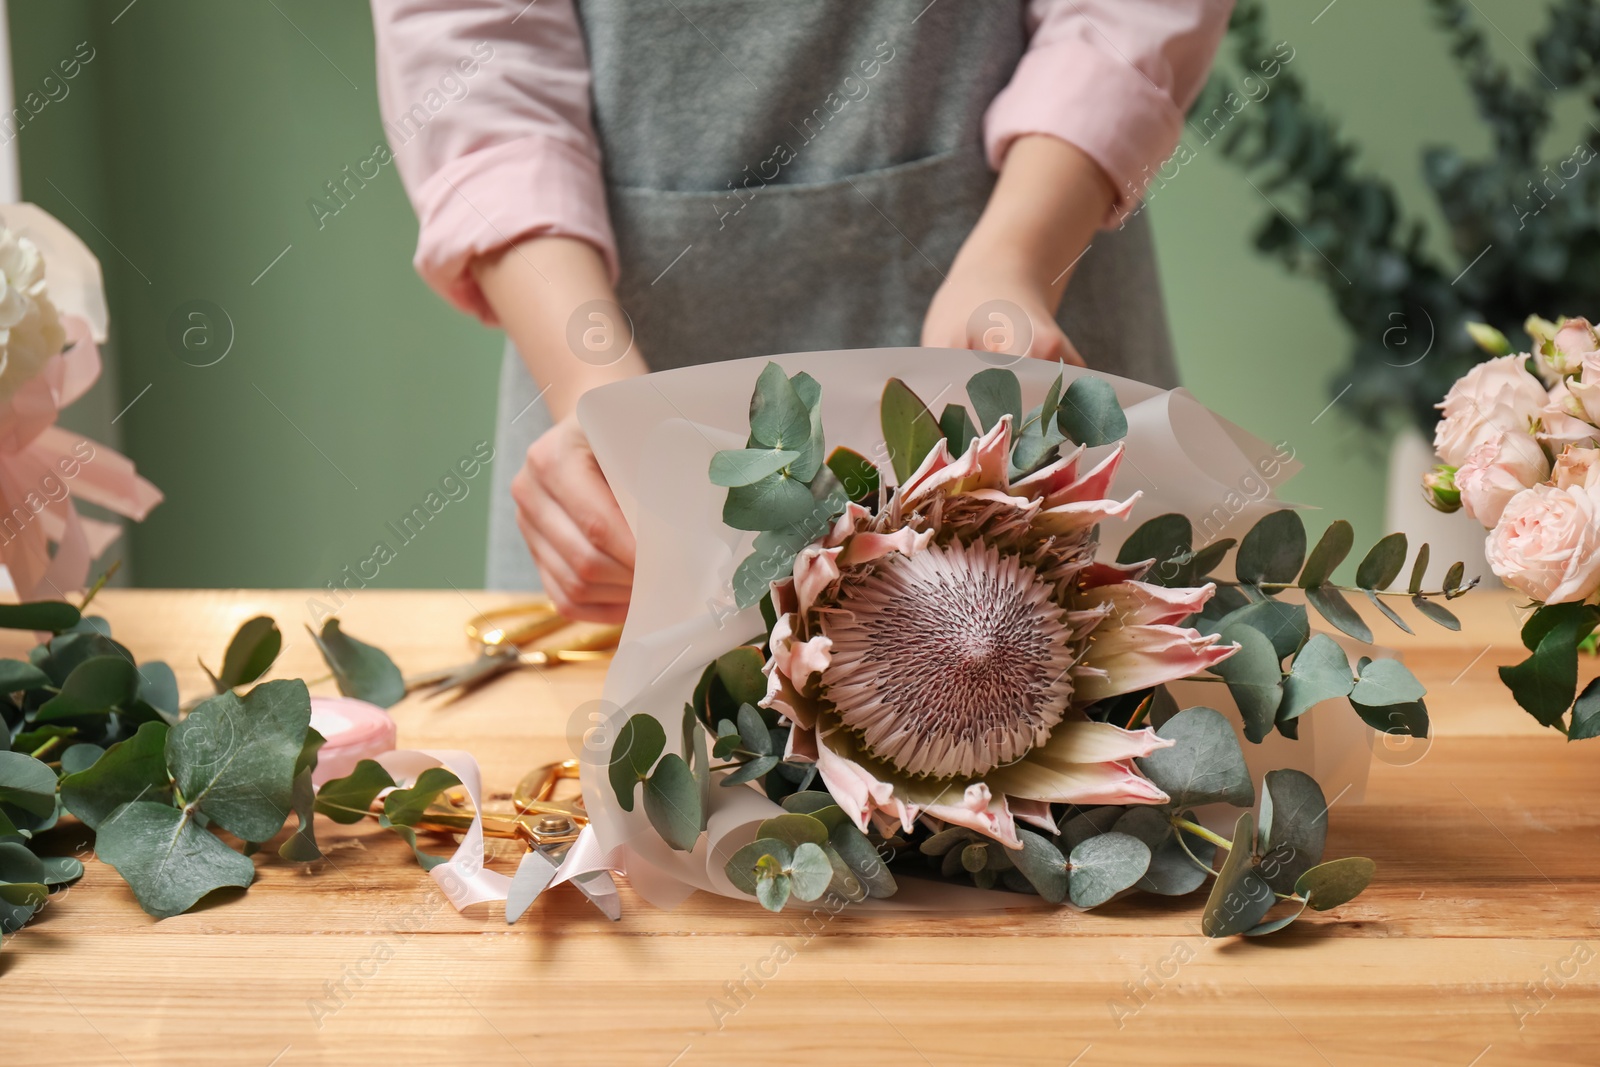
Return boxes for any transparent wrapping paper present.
[577,348,1375,910]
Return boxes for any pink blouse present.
[371,0,1234,323]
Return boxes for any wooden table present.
[4,588,1599,1067]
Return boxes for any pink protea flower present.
[759,416,1237,849]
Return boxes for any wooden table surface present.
[5,588,1599,1067]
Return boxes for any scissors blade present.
[423,651,522,699]
[570,868,622,921]
[506,848,560,924]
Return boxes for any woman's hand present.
[921,257,1083,365]
[475,236,648,622]
[511,413,635,624]
[922,134,1115,366]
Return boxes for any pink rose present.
[1537,381,1600,453]
[1530,315,1599,384]
[1433,355,1549,466]
[1552,445,1600,491]
[1487,482,1600,604]
[1565,352,1600,427]
[1455,431,1551,528]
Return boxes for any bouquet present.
[582,350,1471,937]
[1424,315,1600,736]
[0,204,161,598]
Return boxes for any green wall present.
[5,0,1560,589]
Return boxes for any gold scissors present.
[375,759,621,920]
[406,598,622,699]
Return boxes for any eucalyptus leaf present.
[59,743,104,776]
[1294,856,1376,910]
[719,754,778,785]
[1279,634,1354,722]
[1214,625,1283,744]
[136,661,181,720]
[929,407,975,466]
[0,659,51,692]
[278,727,326,862]
[381,766,462,827]
[35,655,140,722]
[1068,832,1150,908]
[0,750,62,829]
[93,800,256,919]
[1412,596,1461,631]
[747,363,811,452]
[709,448,803,488]
[1235,510,1306,587]
[313,758,396,824]
[1257,769,1327,894]
[1201,812,1273,937]
[1355,532,1408,590]
[757,811,830,850]
[1137,707,1255,809]
[1350,698,1429,738]
[644,753,701,851]
[1407,543,1431,595]
[1212,599,1308,662]
[1306,585,1374,643]
[967,367,1023,432]
[725,837,791,895]
[218,616,282,691]
[788,841,833,901]
[607,714,665,811]
[169,679,312,843]
[1010,829,1069,903]
[881,378,945,484]
[1113,808,1209,897]
[59,721,171,830]
[825,447,880,503]
[1349,658,1426,707]
[310,619,405,708]
[0,601,81,633]
[1300,521,1355,588]
[831,821,897,898]
[1115,513,1193,581]
[1057,376,1128,446]
[756,871,792,911]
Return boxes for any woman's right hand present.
[474,235,648,624]
[511,413,636,624]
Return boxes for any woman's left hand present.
[921,134,1116,368]
[920,259,1084,366]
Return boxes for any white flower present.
[1433,355,1548,466]
[0,225,64,405]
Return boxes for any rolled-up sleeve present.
[984,0,1234,223]
[371,0,615,322]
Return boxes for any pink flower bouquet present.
[1425,316,1600,735]
[586,352,1470,937]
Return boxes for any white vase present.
[1383,428,1497,589]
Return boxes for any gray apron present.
[487,0,1179,589]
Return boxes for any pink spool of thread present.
[309,696,398,786]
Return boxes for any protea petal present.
[922,783,1021,850]
[1082,580,1216,628]
[814,724,919,834]
[1075,623,1238,702]
[901,416,1012,503]
[1008,797,1058,833]
[824,502,873,548]
[1011,444,1086,500]
[988,757,1170,806]
[793,545,842,615]
[1041,445,1124,509]
[837,526,934,567]
[1029,718,1174,764]
[1032,490,1143,535]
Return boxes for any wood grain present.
[4,589,1599,1067]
